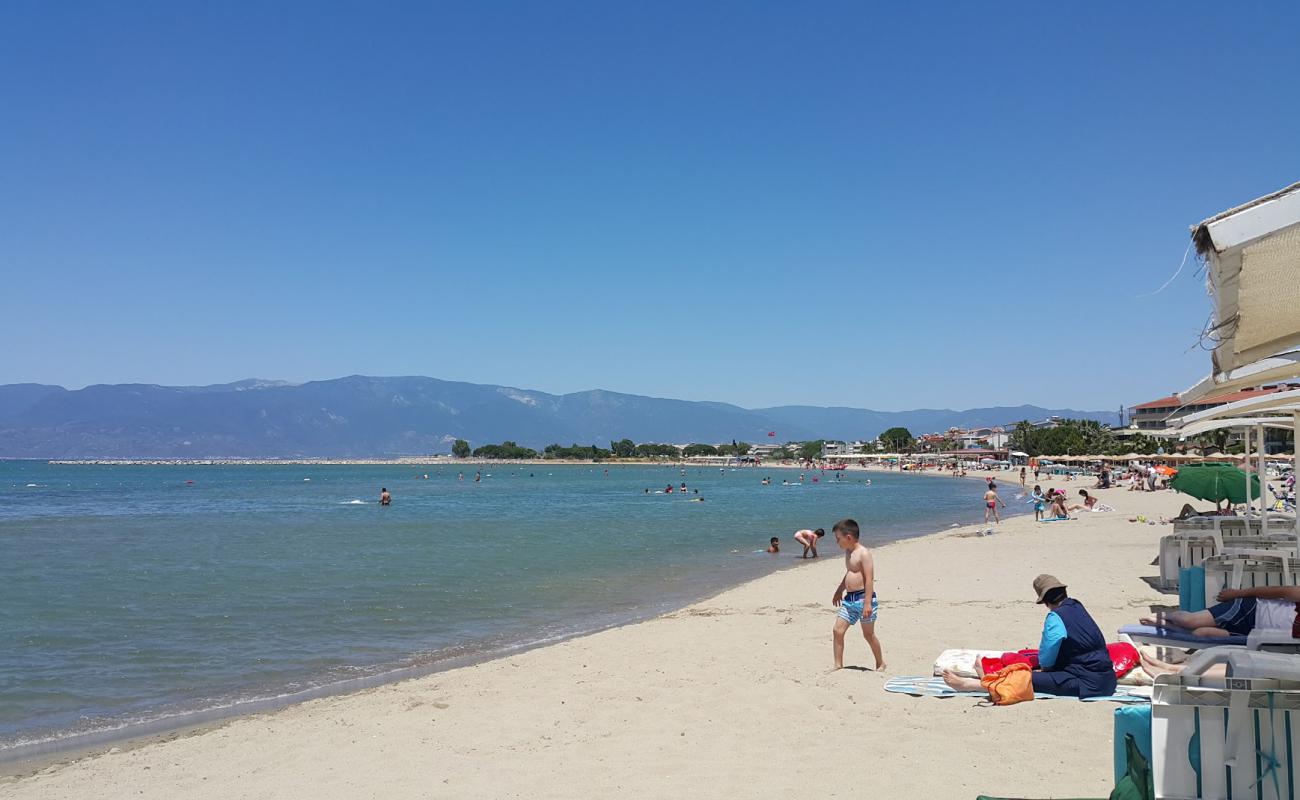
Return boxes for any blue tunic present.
[1033,598,1117,699]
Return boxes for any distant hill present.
[0,376,1119,459]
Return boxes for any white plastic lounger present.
[1153,649,1300,799]
[1202,552,1300,608]
[1157,533,1219,590]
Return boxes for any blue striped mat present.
[884,675,1150,704]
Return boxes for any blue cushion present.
[1118,624,1246,647]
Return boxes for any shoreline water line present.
[0,500,1016,772]
[0,463,1030,771]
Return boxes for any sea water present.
[0,461,1018,755]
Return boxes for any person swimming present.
[766,537,780,554]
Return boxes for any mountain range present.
[0,376,1119,459]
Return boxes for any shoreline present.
[0,468,1018,774]
[7,474,1133,798]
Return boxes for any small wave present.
[25,483,42,488]
[341,499,369,505]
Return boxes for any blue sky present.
[3,2,1298,411]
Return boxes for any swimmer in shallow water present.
[766,537,780,554]
[380,487,391,506]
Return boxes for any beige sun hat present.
[1033,574,1067,603]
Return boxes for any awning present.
[1194,181,1300,377]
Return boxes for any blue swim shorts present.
[838,590,878,625]
[1209,596,1258,635]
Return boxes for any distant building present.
[1130,386,1294,431]
[954,426,1008,450]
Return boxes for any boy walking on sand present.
[984,485,1005,524]
[831,519,885,671]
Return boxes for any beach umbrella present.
[1153,465,1177,477]
[1170,463,1260,504]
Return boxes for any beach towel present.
[884,676,1151,703]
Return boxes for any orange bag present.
[979,662,1034,706]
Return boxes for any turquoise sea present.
[0,461,1018,757]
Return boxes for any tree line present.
[450,438,801,461]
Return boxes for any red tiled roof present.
[1133,386,1289,412]
[1133,395,1180,410]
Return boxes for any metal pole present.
[1257,424,1266,514]
[1294,411,1299,539]
[1243,426,1252,513]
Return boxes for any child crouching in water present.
[831,518,886,671]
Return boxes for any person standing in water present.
[380,487,391,506]
[793,528,825,558]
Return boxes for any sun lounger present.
[1153,649,1300,799]
[883,675,1150,703]
[1118,624,1247,649]
[1173,514,1295,539]
[1119,625,1300,654]
[1159,533,1297,590]
[1201,552,1300,608]
[1157,533,1219,590]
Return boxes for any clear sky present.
[3,3,1299,411]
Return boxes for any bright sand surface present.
[2,476,1183,798]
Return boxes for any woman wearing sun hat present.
[942,574,1116,699]
[1025,574,1117,698]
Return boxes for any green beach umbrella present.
[1169,462,1260,504]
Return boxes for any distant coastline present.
[42,457,763,467]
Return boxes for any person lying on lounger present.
[942,575,1117,699]
[1139,586,1300,638]
[1172,501,1233,520]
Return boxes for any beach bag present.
[980,662,1034,706]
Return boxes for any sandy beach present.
[2,476,1182,799]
